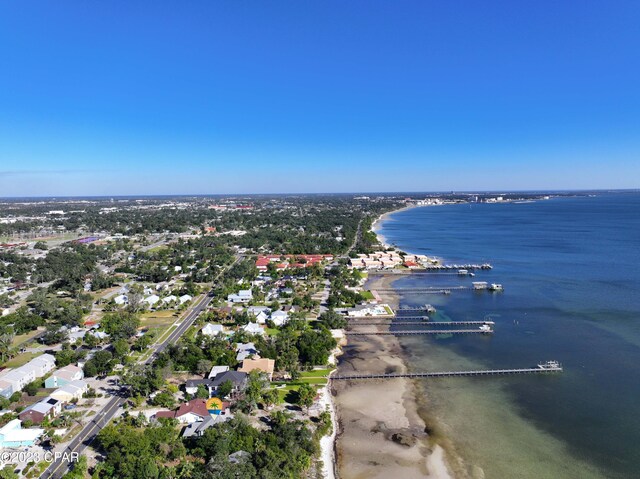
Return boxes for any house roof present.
[175,399,209,418]
[238,358,275,376]
[210,371,247,388]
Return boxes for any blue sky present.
[1,1,639,196]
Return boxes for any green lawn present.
[360,291,374,300]
[11,329,42,347]
[265,328,280,336]
[4,351,40,368]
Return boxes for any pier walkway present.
[348,320,495,327]
[331,363,563,380]
[346,329,493,336]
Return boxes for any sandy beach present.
[332,273,454,479]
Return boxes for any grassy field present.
[11,329,42,348]
[140,310,178,328]
[360,290,375,300]
[4,351,40,368]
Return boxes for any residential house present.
[201,323,224,337]
[144,295,160,307]
[50,380,88,403]
[0,354,56,398]
[179,294,192,304]
[210,371,247,396]
[182,413,233,437]
[238,358,275,381]
[227,289,252,303]
[44,365,84,389]
[114,294,128,305]
[156,399,209,424]
[242,322,264,336]
[235,343,259,362]
[207,365,230,379]
[162,295,177,305]
[270,310,289,327]
[19,397,62,424]
[0,420,44,448]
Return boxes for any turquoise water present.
[378,193,640,478]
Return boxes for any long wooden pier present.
[331,363,563,381]
[349,320,495,327]
[368,264,493,274]
[346,329,493,336]
[379,286,472,293]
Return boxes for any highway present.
[40,256,242,478]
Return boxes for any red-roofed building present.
[403,261,420,269]
[155,399,210,424]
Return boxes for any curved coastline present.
[333,205,456,479]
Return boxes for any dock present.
[368,263,493,275]
[331,361,563,381]
[346,328,493,336]
[348,320,495,327]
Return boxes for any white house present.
[114,294,128,306]
[50,380,89,403]
[207,365,230,379]
[0,420,44,448]
[270,310,289,327]
[0,354,56,398]
[201,323,224,337]
[144,294,161,307]
[227,289,252,303]
[179,294,193,304]
[162,295,178,305]
[242,322,264,336]
[235,342,259,361]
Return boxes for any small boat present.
[479,324,493,333]
[489,283,504,291]
[537,360,561,370]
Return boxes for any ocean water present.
[377,193,640,479]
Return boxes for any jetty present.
[331,361,563,381]
[368,263,493,275]
[346,328,493,336]
[348,320,495,327]
[395,304,437,313]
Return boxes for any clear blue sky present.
[1,1,639,196]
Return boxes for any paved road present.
[40,256,242,478]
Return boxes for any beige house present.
[238,358,275,381]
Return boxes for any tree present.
[296,384,315,412]
[83,361,98,378]
[91,350,113,376]
[262,388,280,410]
[101,311,140,340]
[33,241,48,250]
[216,379,233,399]
[152,391,176,408]
[196,359,213,377]
[112,338,131,361]
[24,381,39,396]
[195,385,209,399]
[244,370,268,410]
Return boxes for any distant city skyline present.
[1,1,639,196]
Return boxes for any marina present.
[331,361,563,381]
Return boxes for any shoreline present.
[333,273,454,479]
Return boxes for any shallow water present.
[378,193,640,478]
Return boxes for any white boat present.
[489,283,504,291]
[479,324,493,332]
[537,360,561,370]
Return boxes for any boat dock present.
[348,320,495,327]
[379,286,471,292]
[368,263,493,274]
[346,328,493,336]
[331,361,563,381]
